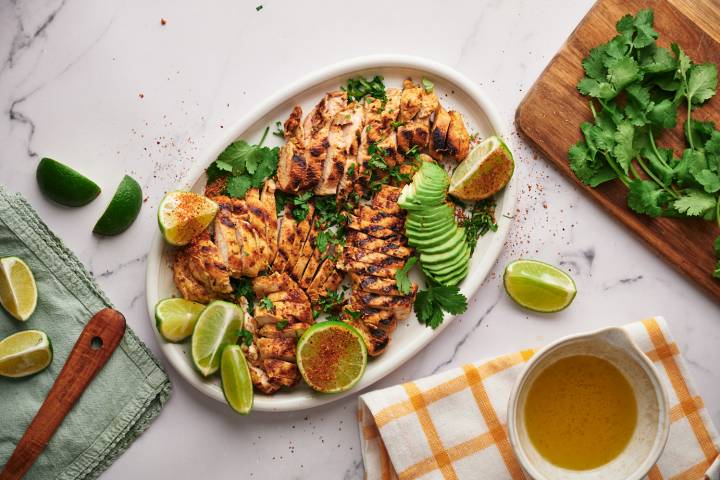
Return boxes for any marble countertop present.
[1,0,718,478]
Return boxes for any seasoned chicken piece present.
[306,259,344,303]
[244,187,272,272]
[252,272,307,299]
[398,79,423,122]
[256,337,297,362]
[347,215,402,240]
[290,221,318,281]
[316,103,364,195]
[342,314,390,357]
[336,258,400,279]
[355,307,397,334]
[341,246,405,270]
[186,231,233,295]
[277,106,311,193]
[444,111,471,162]
[299,247,322,289]
[263,359,300,388]
[371,185,403,215]
[351,272,416,297]
[173,250,215,303]
[285,204,315,273]
[346,231,412,259]
[267,289,311,304]
[204,176,227,197]
[212,196,245,277]
[338,123,371,201]
[365,88,402,143]
[254,300,314,326]
[351,291,413,319]
[236,218,264,277]
[261,179,278,261]
[429,105,452,160]
[303,92,348,191]
[357,205,405,230]
[271,208,297,273]
[258,322,310,339]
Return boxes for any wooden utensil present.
[0,308,126,480]
[516,0,720,301]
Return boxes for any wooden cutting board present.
[516,0,720,302]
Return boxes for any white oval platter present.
[146,55,517,412]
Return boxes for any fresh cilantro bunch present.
[460,199,498,253]
[414,282,468,329]
[207,127,279,199]
[568,9,720,278]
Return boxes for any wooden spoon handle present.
[0,308,126,480]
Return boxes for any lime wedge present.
[155,298,206,343]
[449,135,514,201]
[93,175,142,236]
[297,321,367,393]
[503,259,576,313]
[158,191,218,246]
[191,300,243,377]
[0,330,52,378]
[36,157,101,207]
[0,257,38,321]
[221,345,253,414]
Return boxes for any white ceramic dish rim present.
[506,326,671,480]
[145,54,517,411]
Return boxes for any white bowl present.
[508,327,670,480]
[145,55,517,411]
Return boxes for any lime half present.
[158,191,218,246]
[297,321,367,393]
[503,259,576,313]
[93,175,142,236]
[221,345,253,414]
[191,300,243,377]
[449,135,514,201]
[0,330,52,378]
[0,257,38,321]
[36,157,101,207]
[155,298,206,343]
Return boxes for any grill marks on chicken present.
[397,79,439,155]
[316,103,364,195]
[429,106,470,162]
[338,186,417,356]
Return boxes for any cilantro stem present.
[603,152,631,187]
[648,129,671,170]
[258,126,270,147]
[716,197,720,228]
[686,101,695,150]
[635,156,679,198]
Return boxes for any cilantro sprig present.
[414,282,468,329]
[568,8,720,279]
[207,127,279,199]
[395,257,417,295]
[342,75,387,102]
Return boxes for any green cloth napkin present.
[0,186,171,479]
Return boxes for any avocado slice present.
[405,215,453,232]
[420,232,468,267]
[414,228,466,255]
[409,204,454,222]
[407,221,457,248]
[432,263,470,286]
[422,248,471,277]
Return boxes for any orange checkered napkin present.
[358,317,720,480]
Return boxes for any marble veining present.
[0,1,718,479]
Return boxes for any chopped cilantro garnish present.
[395,257,417,295]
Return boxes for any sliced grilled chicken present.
[429,104,452,160]
[263,359,300,388]
[290,220,318,281]
[185,231,233,295]
[350,272,416,297]
[341,312,390,357]
[444,111,471,162]
[213,196,245,277]
[283,204,315,274]
[277,106,311,193]
[345,231,412,259]
[254,300,313,326]
[256,337,297,362]
[244,188,272,273]
[398,79,423,122]
[341,246,406,270]
[303,92,347,192]
[338,120,370,202]
[266,289,311,304]
[347,215,402,240]
[357,307,397,334]
[257,322,309,339]
[397,78,439,154]
[371,185,403,215]
[173,250,215,303]
[271,207,297,272]
[316,103,364,195]
[252,272,310,303]
[365,88,402,143]
[306,258,343,303]
[351,291,413,319]
[261,179,278,261]
[204,176,227,197]
[299,247,322,289]
[337,258,400,279]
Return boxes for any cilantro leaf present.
[276,320,288,330]
[421,78,434,93]
[607,57,640,92]
[568,141,617,187]
[715,235,720,257]
[414,282,468,329]
[414,289,444,329]
[647,99,677,129]
[233,278,255,310]
[613,122,637,174]
[687,63,718,105]
[238,329,253,347]
[627,180,668,217]
[673,189,717,216]
[226,176,252,198]
[260,297,273,311]
[577,78,616,99]
[343,75,386,102]
[395,257,417,295]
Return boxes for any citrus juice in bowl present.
[508,327,670,480]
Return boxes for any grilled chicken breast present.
[345,231,412,259]
[173,249,216,303]
[303,91,347,191]
[316,103,364,195]
[185,231,233,295]
[444,111,471,161]
[397,78,439,154]
[277,106,310,193]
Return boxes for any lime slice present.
[221,345,253,414]
[0,330,52,378]
[158,191,218,246]
[191,300,243,377]
[0,257,38,321]
[93,175,142,236]
[449,135,514,201]
[297,321,367,393]
[155,298,206,343]
[503,259,576,313]
[36,157,101,207]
